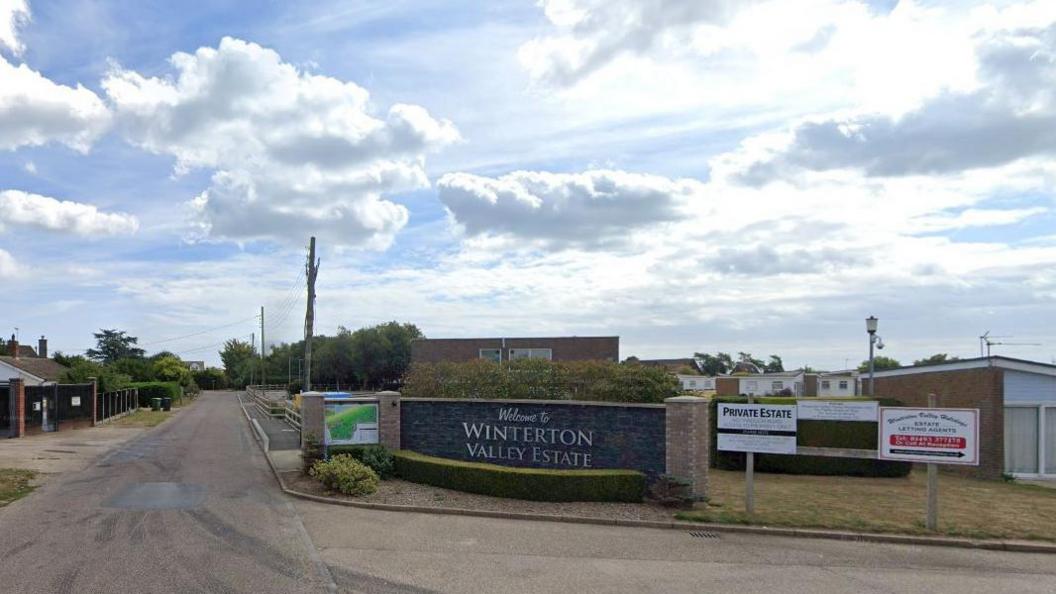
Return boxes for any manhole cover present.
[689,531,720,539]
[104,482,206,510]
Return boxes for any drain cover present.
[689,531,720,539]
[104,482,206,510]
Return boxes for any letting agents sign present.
[879,407,979,465]
[717,403,797,455]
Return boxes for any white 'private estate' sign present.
[717,403,797,455]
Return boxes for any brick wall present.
[10,378,25,437]
[410,337,619,364]
[874,367,1004,479]
[401,398,665,476]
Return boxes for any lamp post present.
[866,316,878,396]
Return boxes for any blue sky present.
[1,0,1054,368]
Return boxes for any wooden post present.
[746,394,755,516]
[926,392,939,531]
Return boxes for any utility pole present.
[304,236,320,391]
[250,332,255,386]
[260,306,265,386]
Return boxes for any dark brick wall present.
[401,399,665,476]
[411,337,619,364]
[875,367,1004,480]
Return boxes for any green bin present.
[161,397,172,411]
[151,398,161,411]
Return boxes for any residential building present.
[817,371,859,397]
[0,335,68,386]
[873,356,1056,480]
[677,374,715,392]
[716,371,807,397]
[411,336,619,364]
[186,360,206,372]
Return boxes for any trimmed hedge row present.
[712,397,912,478]
[129,382,182,408]
[393,450,646,502]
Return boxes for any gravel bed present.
[282,472,676,522]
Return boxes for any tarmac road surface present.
[3,390,1055,594]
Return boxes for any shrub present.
[302,432,324,475]
[129,382,181,408]
[402,359,680,403]
[309,455,379,496]
[647,475,695,509]
[393,450,646,502]
[327,445,395,479]
[710,396,912,478]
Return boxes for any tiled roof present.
[0,356,70,381]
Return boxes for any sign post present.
[716,399,797,518]
[746,396,754,516]
[879,395,979,531]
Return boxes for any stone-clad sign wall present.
[401,399,666,476]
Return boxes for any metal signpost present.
[879,395,979,530]
[717,401,797,517]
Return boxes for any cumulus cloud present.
[0,190,138,235]
[519,0,748,86]
[700,245,870,276]
[103,37,459,247]
[437,169,697,248]
[733,24,1056,183]
[0,0,28,56]
[0,248,17,277]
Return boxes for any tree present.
[86,329,145,364]
[193,368,227,390]
[764,355,784,373]
[220,339,256,388]
[59,353,131,393]
[111,356,155,382]
[859,356,901,372]
[913,353,960,366]
[153,354,192,386]
[694,352,734,376]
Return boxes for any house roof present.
[639,358,701,372]
[0,356,70,382]
[872,356,1056,379]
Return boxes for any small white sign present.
[33,402,41,411]
[798,400,878,422]
[879,407,979,465]
[71,396,81,407]
[717,403,797,455]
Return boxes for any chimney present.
[38,335,47,359]
[7,334,17,360]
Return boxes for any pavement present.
[0,422,149,477]
[245,400,302,451]
[2,390,1055,593]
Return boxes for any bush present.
[402,359,680,403]
[129,382,182,407]
[711,397,912,478]
[309,455,379,496]
[393,450,646,502]
[327,445,395,479]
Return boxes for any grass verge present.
[676,469,1056,541]
[108,397,196,428]
[0,468,37,506]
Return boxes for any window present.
[839,381,848,390]
[509,348,552,361]
[772,381,784,391]
[689,380,697,387]
[479,349,501,362]
[1005,407,1038,474]
[746,380,758,391]
[821,380,831,390]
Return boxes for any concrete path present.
[246,401,302,451]
[0,424,149,477]
[0,391,332,593]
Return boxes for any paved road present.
[0,391,332,594]
[3,391,1056,593]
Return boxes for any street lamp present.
[866,316,880,396]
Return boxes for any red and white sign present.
[879,407,979,465]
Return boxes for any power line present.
[140,316,258,347]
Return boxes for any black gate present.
[0,385,9,433]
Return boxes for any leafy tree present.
[86,329,145,364]
[59,354,131,393]
[764,355,784,373]
[152,354,192,386]
[111,356,155,382]
[192,368,227,390]
[913,353,960,366]
[220,338,256,388]
[859,356,901,372]
[694,352,734,375]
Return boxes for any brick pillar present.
[300,392,325,452]
[90,379,98,426]
[376,391,401,451]
[665,395,711,500]
[10,378,25,438]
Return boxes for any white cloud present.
[103,37,459,248]
[0,55,111,152]
[437,169,697,248]
[0,247,17,277]
[0,189,139,235]
[0,0,29,56]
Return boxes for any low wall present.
[401,398,667,476]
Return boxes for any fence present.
[96,388,139,423]
[246,384,301,431]
[23,383,95,433]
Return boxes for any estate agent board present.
[717,403,797,455]
[878,407,979,465]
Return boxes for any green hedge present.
[393,450,646,502]
[712,397,912,478]
[129,382,182,408]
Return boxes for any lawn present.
[108,397,195,428]
[0,468,37,507]
[678,469,1056,541]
